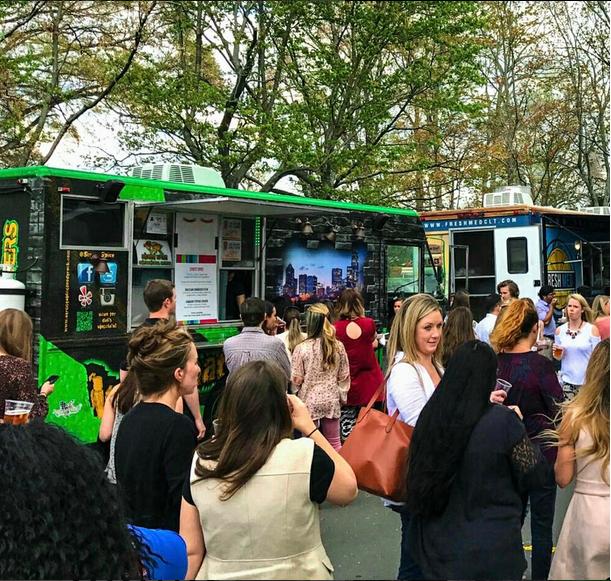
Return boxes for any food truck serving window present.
[61,197,126,248]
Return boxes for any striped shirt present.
[223,327,291,382]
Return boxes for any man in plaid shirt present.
[223,297,291,385]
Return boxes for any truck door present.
[450,229,496,319]
[494,226,541,303]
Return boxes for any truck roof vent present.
[483,185,533,208]
[582,206,610,216]
[130,164,225,188]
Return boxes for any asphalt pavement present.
[320,483,574,580]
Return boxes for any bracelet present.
[39,392,48,398]
[306,427,319,438]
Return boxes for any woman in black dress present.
[406,340,546,580]
[115,321,199,532]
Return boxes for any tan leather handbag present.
[339,381,414,502]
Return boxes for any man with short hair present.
[223,297,291,383]
[536,285,557,340]
[497,279,520,304]
[120,279,206,438]
[475,293,502,345]
[144,278,177,319]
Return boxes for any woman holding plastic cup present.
[554,293,601,400]
[490,299,564,581]
[0,309,54,422]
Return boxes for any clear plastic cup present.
[4,400,34,425]
[552,344,564,360]
[495,379,512,394]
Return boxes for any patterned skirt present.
[340,405,360,442]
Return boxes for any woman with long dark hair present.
[0,420,188,580]
[0,421,143,579]
[180,360,357,579]
[449,289,470,310]
[406,341,545,580]
[440,306,475,367]
[491,299,564,580]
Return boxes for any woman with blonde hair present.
[548,339,609,580]
[592,294,609,340]
[276,306,306,358]
[0,308,54,419]
[554,293,601,399]
[334,288,384,440]
[114,320,199,532]
[491,299,564,580]
[292,303,350,450]
[385,293,444,579]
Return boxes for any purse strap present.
[357,375,403,431]
[356,373,406,433]
[358,357,439,428]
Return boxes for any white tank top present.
[557,322,601,385]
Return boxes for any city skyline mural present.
[274,240,367,301]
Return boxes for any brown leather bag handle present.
[356,378,394,425]
[356,376,406,433]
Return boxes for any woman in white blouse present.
[554,293,601,399]
[385,293,507,580]
[385,293,444,580]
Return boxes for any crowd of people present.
[0,277,608,580]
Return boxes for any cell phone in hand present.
[44,375,60,384]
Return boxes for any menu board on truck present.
[174,213,218,324]
[175,258,218,323]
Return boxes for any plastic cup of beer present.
[3,400,34,425]
[552,344,564,360]
[495,379,512,394]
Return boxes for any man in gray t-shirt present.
[223,297,291,385]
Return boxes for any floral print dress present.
[291,338,350,420]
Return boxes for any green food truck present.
[0,164,440,443]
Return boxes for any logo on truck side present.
[1,219,19,270]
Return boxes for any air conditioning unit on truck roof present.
[582,206,610,216]
[130,163,225,188]
[483,185,533,208]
